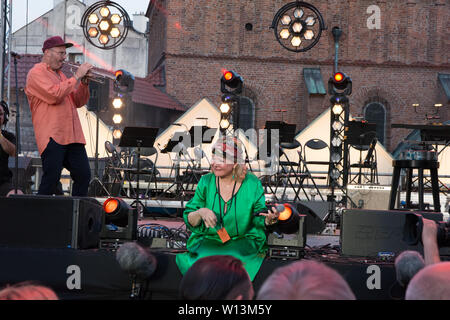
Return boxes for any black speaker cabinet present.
[341,209,444,257]
[0,195,103,249]
[296,201,331,234]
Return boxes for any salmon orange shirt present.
[25,62,90,155]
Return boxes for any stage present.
[0,224,401,300]
[0,195,448,301]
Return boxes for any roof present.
[6,54,185,111]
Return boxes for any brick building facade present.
[146,0,449,152]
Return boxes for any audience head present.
[257,260,355,300]
[395,250,425,287]
[0,282,58,300]
[405,262,450,300]
[179,255,254,300]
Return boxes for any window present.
[364,102,386,145]
[237,96,255,131]
[303,68,326,95]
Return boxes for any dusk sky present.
[12,0,150,32]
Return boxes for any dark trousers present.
[38,138,91,197]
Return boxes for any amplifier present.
[341,209,444,257]
[0,195,103,249]
[347,184,392,210]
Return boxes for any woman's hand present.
[198,208,217,228]
[260,205,280,226]
[189,208,217,228]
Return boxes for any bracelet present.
[265,217,278,226]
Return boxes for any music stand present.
[188,126,217,147]
[347,121,377,184]
[347,121,377,147]
[119,127,159,215]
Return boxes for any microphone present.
[11,52,21,59]
[116,242,157,299]
[253,204,285,216]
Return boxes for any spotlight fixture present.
[332,104,343,115]
[100,197,138,247]
[221,69,243,95]
[81,1,131,50]
[112,95,124,109]
[113,129,122,140]
[271,1,326,53]
[113,114,123,124]
[329,72,352,96]
[103,197,130,227]
[219,94,235,132]
[273,203,301,234]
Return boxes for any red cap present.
[42,36,73,52]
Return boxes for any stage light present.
[99,6,110,18]
[332,121,343,131]
[304,30,314,40]
[110,14,122,24]
[292,21,303,33]
[331,152,341,163]
[281,15,291,25]
[280,29,290,39]
[81,1,131,50]
[224,71,233,81]
[332,104,343,115]
[113,129,122,140]
[99,19,110,31]
[331,136,342,147]
[330,168,341,180]
[103,197,131,227]
[88,13,99,24]
[112,96,124,109]
[291,36,301,47]
[278,204,292,221]
[114,69,135,93]
[88,27,99,38]
[293,8,304,18]
[220,119,230,130]
[305,16,316,26]
[271,1,325,53]
[334,72,344,82]
[110,27,121,38]
[275,203,300,234]
[221,69,243,95]
[113,114,123,124]
[220,102,231,114]
[99,34,110,45]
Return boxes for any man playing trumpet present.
[25,36,93,196]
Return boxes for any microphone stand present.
[13,53,20,194]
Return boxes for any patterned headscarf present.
[211,136,244,164]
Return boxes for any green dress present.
[176,172,268,280]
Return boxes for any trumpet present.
[65,62,117,84]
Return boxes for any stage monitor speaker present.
[0,195,103,249]
[341,209,445,257]
[346,184,392,210]
[296,201,331,234]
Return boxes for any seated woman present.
[176,136,279,281]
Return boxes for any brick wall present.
[148,0,450,151]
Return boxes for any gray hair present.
[406,262,450,300]
[395,251,425,287]
[256,260,356,300]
